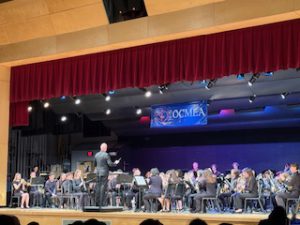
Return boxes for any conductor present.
[94,142,120,207]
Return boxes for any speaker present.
[83,206,123,212]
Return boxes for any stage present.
[0,208,273,225]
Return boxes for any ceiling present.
[37,68,300,136]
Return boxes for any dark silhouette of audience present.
[84,219,106,225]
[189,219,208,225]
[0,215,20,225]
[219,223,233,225]
[140,219,163,225]
[258,206,289,225]
[28,222,39,225]
[70,221,84,225]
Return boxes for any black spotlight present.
[205,79,217,90]
[248,73,260,86]
[280,92,289,99]
[158,84,169,94]
[249,95,256,103]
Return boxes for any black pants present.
[194,193,214,212]
[218,192,233,209]
[143,193,160,212]
[275,191,299,209]
[96,175,108,207]
[233,192,258,209]
[30,191,43,207]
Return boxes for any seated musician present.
[107,174,119,206]
[12,172,30,208]
[232,162,240,171]
[183,171,197,209]
[44,173,57,208]
[218,169,239,210]
[172,170,185,212]
[61,172,74,208]
[270,172,290,207]
[143,168,163,212]
[275,163,300,209]
[33,166,40,177]
[190,162,200,183]
[123,168,141,210]
[56,173,66,194]
[211,164,221,177]
[192,169,217,213]
[28,171,43,207]
[232,168,258,213]
[158,172,168,211]
[188,170,205,209]
[72,169,87,209]
[164,170,179,212]
[259,170,274,210]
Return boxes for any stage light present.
[27,106,33,112]
[158,84,169,94]
[281,92,289,99]
[145,91,152,98]
[249,95,256,103]
[139,88,152,98]
[264,71,273,76]
[103,94,111,101]
[108,90,115,95]
[237,74,245,80]
[205,79,217,90]
[61,116,67,122]
[105,109,111,115]
[74,97,81,105]
[136,108,142,115]
[248,73,260,86]
[43,101,50,108]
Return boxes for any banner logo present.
[151,101,207,128]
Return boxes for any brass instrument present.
[81,177,87,192]
[21,178,31,186]
[235,176,246,193]
[220,178,231,193]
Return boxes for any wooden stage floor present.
[0,208,275,225]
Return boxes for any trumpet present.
[21,179,31,186]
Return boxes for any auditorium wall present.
[129,142,300,173]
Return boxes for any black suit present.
[94,151,117,206]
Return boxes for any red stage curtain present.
[10,19,300,126]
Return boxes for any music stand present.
[116,174,133,184]
[134,176,148,211]
[31,177,45,186]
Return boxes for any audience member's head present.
[140,219,163,225]
[258,220,269,225]
[0,215,20,225]
[189,219,207,225]
[219,223,233,225]
[69,220,84,225]
[84,219,106,225]
[70,221,84,225]
[28,222,39,225]
[268,206,289,225]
